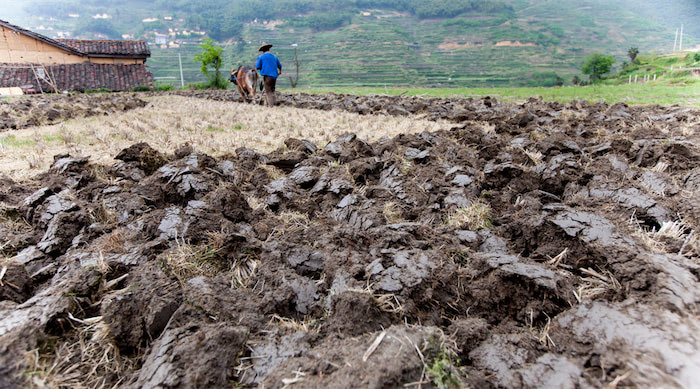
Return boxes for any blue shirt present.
[256,52,282,78]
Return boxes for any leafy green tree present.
[581,53,616,82]
[194,38,227,89]
[628,47,639,63]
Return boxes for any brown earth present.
[0,93,149,130]
[1,91,699,388]
[494,41,537,47]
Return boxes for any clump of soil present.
[0,93,699,388]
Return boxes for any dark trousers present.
[263,76,277,107]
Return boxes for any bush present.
[132,85,151,92]
[188,82,211,90]
[525,71,564,87]
[548,25,565,38]
[155,83,176,91]
[206,75,229,89]
[581,53,616,82]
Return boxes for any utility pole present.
[289,44,300,88]
[673,28,678,52]
[178,52,185,88]
[679,24,683,52]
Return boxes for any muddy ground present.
[0,93,149,130]
[1,91,699,388]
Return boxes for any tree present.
[194,38,226,89]
[628,47,639,63]
[581,53,615,82]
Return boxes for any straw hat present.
[258,43,273,51]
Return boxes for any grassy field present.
[0,95,452,180]
[295,79,700,107]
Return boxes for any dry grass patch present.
[0,95,452,181]
[629,213,698,260]
[87,202,119,227]
[382,201,404,224]
[268,314,319,333]
[572,267,622,303]
[0,204,32,234]
[347,285,405,315]
[25,315,136,389]
[231,249,260,289]
[558,109,586,122]
[95,230,129,255]
[260,164,285,181]
[244,194,267,212]
[0,204,32,256]
[523,148,544,166]
[278,211,311,229]
[527,310,555,349]
[162,237,227,282]
[445,201,492,230]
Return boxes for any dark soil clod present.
[0,92,698,388]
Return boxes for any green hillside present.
[12,0,698,88]
[225,1,683,88]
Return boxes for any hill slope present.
[9,0,696,87]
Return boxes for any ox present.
[229,65,259,103]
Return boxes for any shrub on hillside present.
[525,71,564,87]
[582,53,616,82]
[155,83,176,91]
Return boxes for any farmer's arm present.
[256,56,262,71]
[277,58,282,74]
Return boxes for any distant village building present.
[0,19,153,93]
[155,34,168,46]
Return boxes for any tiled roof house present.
[0,19,153,92]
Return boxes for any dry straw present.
[0,95,452,181]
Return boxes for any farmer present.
[256,43,282,107]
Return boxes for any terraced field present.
[146,1,679,88]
